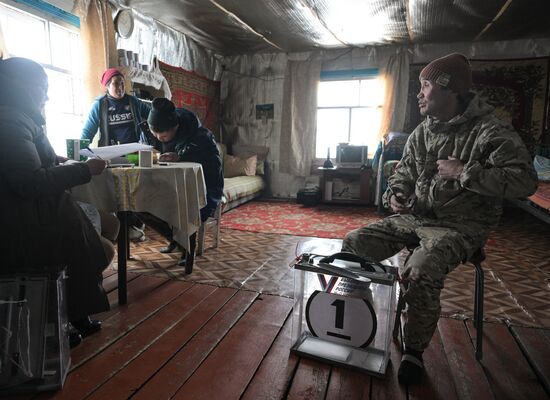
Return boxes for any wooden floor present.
[6,268,549,400]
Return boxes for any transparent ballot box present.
[291,252,397,377]
[0,270,70,394]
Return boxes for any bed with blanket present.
[510,155,550,224]
[218,143,267,212]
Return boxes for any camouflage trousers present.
[342,213,488,352]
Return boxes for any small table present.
[71,163,207,305]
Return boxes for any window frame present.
[314,69,383,165]
[0,0,83,156]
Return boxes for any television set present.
[336,144,368,168]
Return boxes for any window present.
[316,69,384,159]
[0,2,82,156]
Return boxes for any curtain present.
[0,22,7,58]
[73,0,118,109]
[378,48,410,139]
[279,59,321,177]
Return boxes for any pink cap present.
[100,68,123,86]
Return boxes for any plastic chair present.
[393,247,485,360]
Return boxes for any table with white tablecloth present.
[71,163,207,304]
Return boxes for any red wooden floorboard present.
[325,366,371,400]
[131,289,259,400]
[69,277,192,368]
[370,340,407,400]
[409,324,459,400]
[473,322,549,400]
[285,358,331,400]
[437,318,494,400]
[88,286,239,400]
[93,273,167,323]
[101,270,140,294]
[510,325,550,396]
[4,277,549,399]
[241,315,300,400]
[45,283,215,400]
[171,294,293,400]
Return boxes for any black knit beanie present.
[148,97,178,132]
[419,53,472,96]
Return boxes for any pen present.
[85,146,104,161]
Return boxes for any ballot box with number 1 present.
[291,252,397,377]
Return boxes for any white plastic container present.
[291,252,397,376]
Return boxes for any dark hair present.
[147,98,178,132]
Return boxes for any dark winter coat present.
[0,74,109,320]
[144,108,224,220]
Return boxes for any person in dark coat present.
[141,97,224,263]
[0,57,111,345]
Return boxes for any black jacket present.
[145,108,224,217]
[0,74,109,320]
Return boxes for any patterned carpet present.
[220,200,382,239]
[118,206,550,328]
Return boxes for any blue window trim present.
[12,0,80,28]
[320,68,379,81]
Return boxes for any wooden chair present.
[196,201,222,256]
[393,247,486,360]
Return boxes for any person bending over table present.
[341,53,537,385]
[0,57,115,348]
[140,97,223,266]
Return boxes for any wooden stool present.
[393,247,485,360]
[196,202,222,256]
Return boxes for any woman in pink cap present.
[81,68,151,240]
[80,67,150,146]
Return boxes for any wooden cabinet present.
[318,166,372,205]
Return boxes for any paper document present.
[79,143,154,160]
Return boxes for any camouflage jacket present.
[383,93,537,229]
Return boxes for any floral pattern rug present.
[220,200,382,239]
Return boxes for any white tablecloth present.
[71,163,207,251]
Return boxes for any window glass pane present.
[50,24,73,70]
[1,7,48,63]
[350,107,382,154]
[45,113,83,157]
[359,78,384,106]
[45,69,74,113]
[318,80,360,107]
[316,108,350,159]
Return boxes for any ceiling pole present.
[209,0,283,51]
[405,0,413,43]
[474,0,514,41]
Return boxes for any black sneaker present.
[69,331,82,349]
[72,317,102,338]
[398,351,424,385]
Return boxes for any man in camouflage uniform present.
[342,53,537,385]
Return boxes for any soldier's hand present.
[390,193,413,213]
[159,152,179,162]
[437,156,464,180]
[86,158,107,175]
